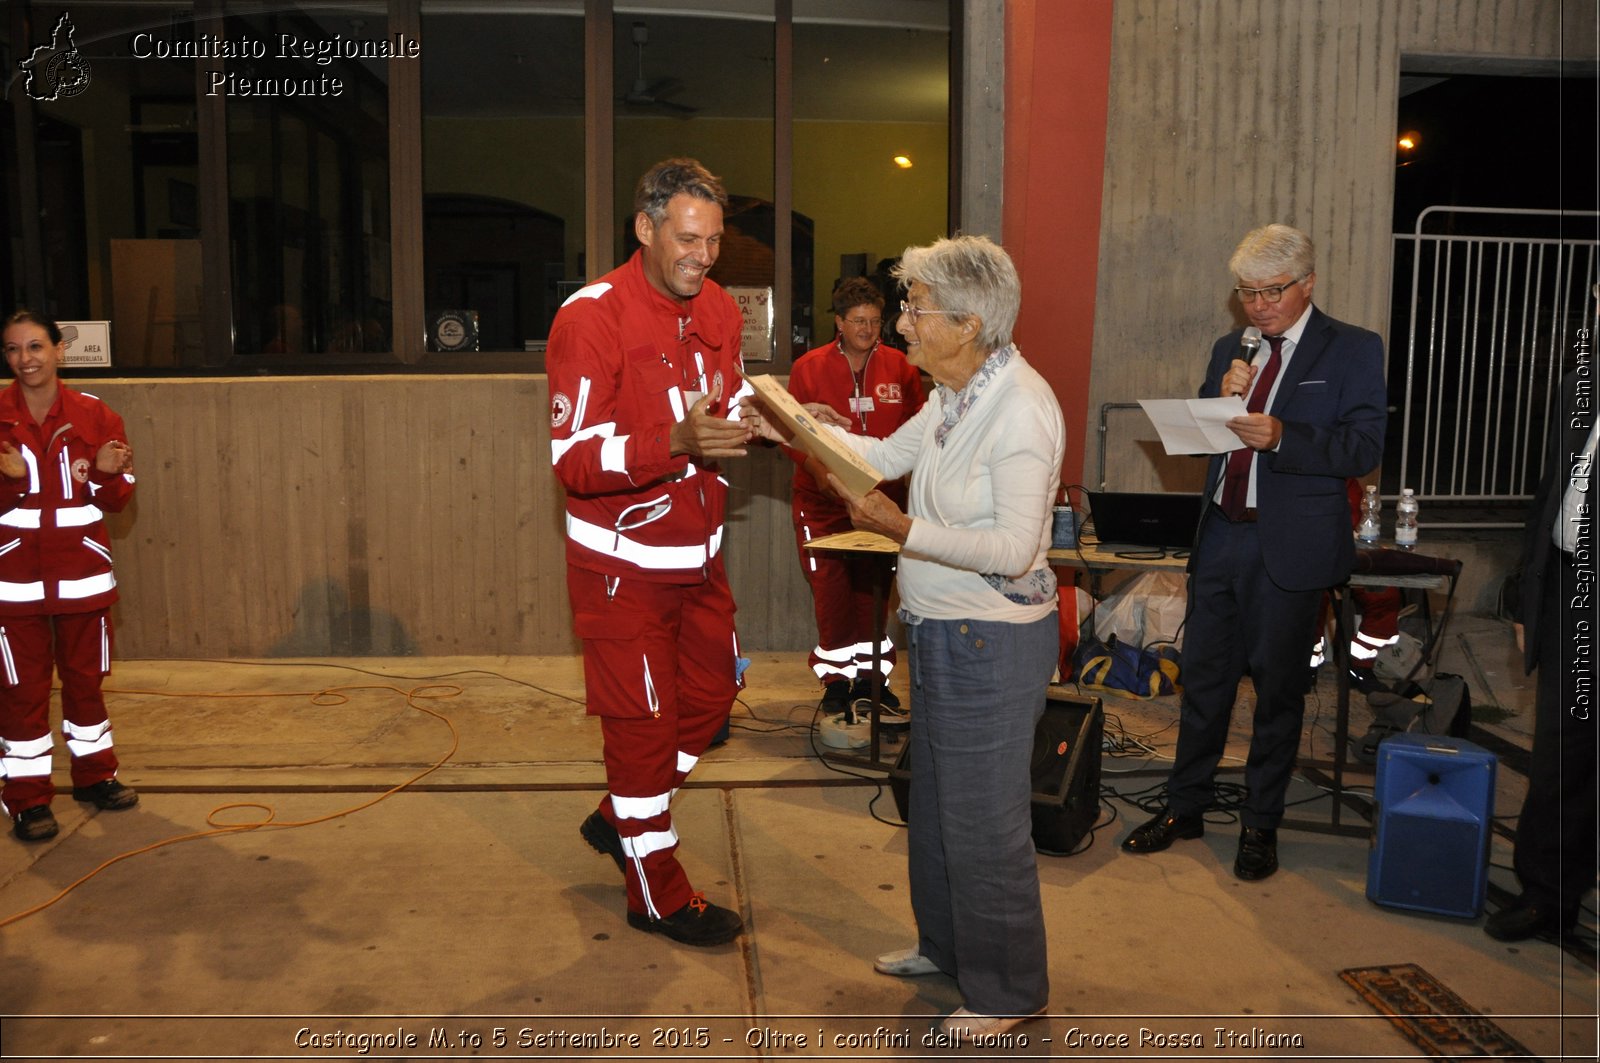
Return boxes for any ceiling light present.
[893,155,913,169]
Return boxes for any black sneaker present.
[71,779,138,810]
[852,677,907,732]
[850,676,901,711]
[12,805,58,842]
[1347,665,1385,695]
[819,679,851,716]
[627,892,744,946]
[580,810,626,875]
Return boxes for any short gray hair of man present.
[634,158,728,226]
[1229,223,1315,282]
[893,234,1021,352]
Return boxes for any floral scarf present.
[934,343,1015,447]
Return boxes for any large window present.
[3,0,952,373]
[612,6,782,359]
[794,2,949,354]
[5,4,201,364]
[228,4,394,360]
[422,1,583,355]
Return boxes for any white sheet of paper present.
[1139,396,1250,454]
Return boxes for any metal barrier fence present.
[1392,206,1598,525]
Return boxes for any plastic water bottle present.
[1394,488,1419,549]
[1356,485,1382,544]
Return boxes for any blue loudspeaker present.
[1367,733,1496,918]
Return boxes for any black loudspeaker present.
[887,692,1104,856]
[1030,693,1104,855]
[1367,733,1496,918]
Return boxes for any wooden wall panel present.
[1086,0,1585,492]
[87,375,815,659]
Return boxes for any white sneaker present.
[874,946,941,977]
[941,1004,1047,1037]
[818,711,869,750]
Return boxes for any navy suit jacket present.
[1193,306,1388,591]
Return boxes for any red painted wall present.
[1003,0,1114,492]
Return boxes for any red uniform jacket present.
[548,251,751,583]
[787,339,924,511]
[0,384,134,616]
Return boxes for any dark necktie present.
[1220,334,1285,520]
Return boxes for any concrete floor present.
[0,617,1594,1061]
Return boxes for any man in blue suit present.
[1121,224,1388,880]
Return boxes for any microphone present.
[1240,325,1263,365]
[1226,326,1264,398]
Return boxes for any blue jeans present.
[904,611,1057,1016]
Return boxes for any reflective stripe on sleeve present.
[550,420,617,465]
[599,437,629,473]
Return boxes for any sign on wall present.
[59,321,112,367]
[728,286,774,363]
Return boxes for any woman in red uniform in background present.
[0,310,138,842]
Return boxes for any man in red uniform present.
[787,278,923,741]
[1308,478,1401,691]
[0,310,139,842]
[549,159,753,947]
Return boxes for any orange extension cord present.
[0,681,461,929]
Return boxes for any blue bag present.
[1071,634,1181,699]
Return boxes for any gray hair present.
[1229,224,1315,282]
[634,158,728,226]
[893,234,1020,351]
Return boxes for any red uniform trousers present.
[1312,587,1402,668]
[793,496,897,686]
[0,609,119,815]
[568,564,740,920]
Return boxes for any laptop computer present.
[1085,491,1205,550]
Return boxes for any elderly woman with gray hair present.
[747,234,1065,1036]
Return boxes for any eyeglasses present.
[899,300,960,325]
[842,317,883,329]
[1233,276,1307,304]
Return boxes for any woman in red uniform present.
[0,310,138,842]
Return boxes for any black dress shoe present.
[1234,827,1278,880]
[12,805,59,842]
[71,779,138,810]
[579,810,625,875]
[1484,898,1571,942]
[627,892,744,946]
[1121,809,1204,853]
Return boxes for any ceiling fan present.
[621,21,698,117]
